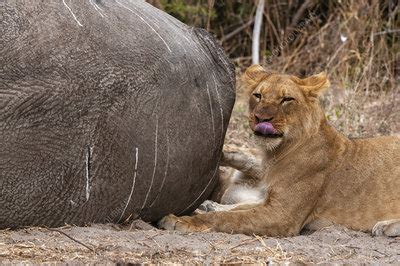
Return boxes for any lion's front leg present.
[158,210,259,234]
[158,214,214,233]
[159,176,324,236]
[158,204,299,236]
[221,145,264,180]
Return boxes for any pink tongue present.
[255,122,278,135]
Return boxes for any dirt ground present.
[1,222,399,264]
[1,84,399,264]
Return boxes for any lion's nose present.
[255,115,273,123]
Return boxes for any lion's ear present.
[292,72,330,98]
[241,64,270,89]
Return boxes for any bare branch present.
[220,19,254,44]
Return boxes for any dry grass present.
[0,225,304,264]
[2,224,399,264]
[270,1,400,137]
[150,0,400,138]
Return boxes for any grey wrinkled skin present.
[0,0,235,228]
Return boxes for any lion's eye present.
[281,97,295,103]
[253,93,262,99]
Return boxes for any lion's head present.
[241,65,330,151]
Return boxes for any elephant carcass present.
[0,0,235,228]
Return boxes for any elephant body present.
[0,0,235,228]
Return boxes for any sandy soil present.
[1,83,399,264]
[1,222,399,264]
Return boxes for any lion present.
[159,65,400,237]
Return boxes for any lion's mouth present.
[253,122,283,138]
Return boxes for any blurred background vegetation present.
[148,0,399,137]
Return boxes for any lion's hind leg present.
[372,219,400,237]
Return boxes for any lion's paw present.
[158,214,211,233]
[198,200,219,212]
[372,219,400,237]
[198,200,239,213]
[223,144,242,154]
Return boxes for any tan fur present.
[159,65,400,237]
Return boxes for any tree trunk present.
[252,0,265,65]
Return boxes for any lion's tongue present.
[255,122,278,135]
